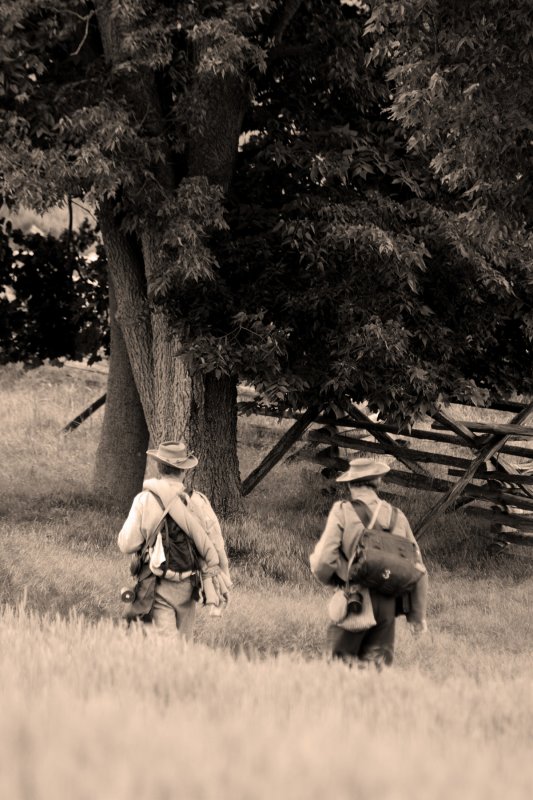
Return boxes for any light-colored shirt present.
[310,487,428,623]
[118,476,220,572]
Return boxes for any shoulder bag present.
[349,500,425,597]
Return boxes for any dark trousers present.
[327,592,396,668]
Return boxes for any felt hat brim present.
[146,450,198,470]
[336,462,390,483]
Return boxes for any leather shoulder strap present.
[388,507,399,533]
[149,490,164,511]
[144,490,180,550]
[348,499,372,527]
[349,499,383,530]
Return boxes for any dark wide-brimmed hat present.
[146,441,198,470]
[336,458,390,483]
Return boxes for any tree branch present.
[70,9,95,56]
[268,42,317,61]
[270,0,305,45]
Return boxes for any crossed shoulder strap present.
[147,488,200,542]
[148,489,199,569]
[144,490,182,550]
[349,499,398,532]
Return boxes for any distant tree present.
[1,0,532,516]
[0,218,108,365]
[0,217,149,506]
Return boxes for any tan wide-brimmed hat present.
[146,441,198,469]
[336,458,390,483]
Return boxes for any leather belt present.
[163,569,196,583]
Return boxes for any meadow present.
[0,363,532,800]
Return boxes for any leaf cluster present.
[0,217,108,365]
[160,1,533,423]
[1,0,532,424]
[366,0,533,220]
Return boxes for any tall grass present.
[1,364,532,799]
[1,605,532,800]
[0,363,104,497]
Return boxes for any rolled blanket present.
[202,575,220,606]
[216,571,232,598]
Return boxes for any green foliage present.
[0,218,108,364]
[1,0,532,425]
[365,0,533,220]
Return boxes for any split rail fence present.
[62,389,533,549]
[239,397,533,551]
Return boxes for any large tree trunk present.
[98,211,243,515]
[140,240,243,515]
[93,272,149,511]
[94,0,247,516]
[97,214,155,424]
[182,73,247,516]
[190,372,242,516]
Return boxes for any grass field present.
[0,363,532,800]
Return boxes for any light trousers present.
[150,577,196,639]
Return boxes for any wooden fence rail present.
[305,399,533,550]
[314,416,533,459]
[61,389,533,549]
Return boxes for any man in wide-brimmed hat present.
[145,441,200,470]
[118,441,232,636]
[310,458,428,668]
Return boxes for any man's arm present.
[310,502,346,585]
[190,492,230,576]
[118,493,146,554]
[402,512,429,629]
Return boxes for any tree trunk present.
[190,372,242,516]
[95,1,246,516]
[182,71,247,516]
[98,212,244,515]
[146,234,244,515]
[97,211,155,425]
[93,272,149,511]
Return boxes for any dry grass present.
[1,605,532,800]
[0,363,105,497]
[1,364,533,800]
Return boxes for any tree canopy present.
[0,217,107,366]
[366,0,533,221]
[1,0,532,441]
[157,0,533,420]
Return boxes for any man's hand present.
[202,565,220,577]
[408,619,428,637]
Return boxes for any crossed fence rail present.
[62,389,533,550]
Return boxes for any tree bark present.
[190,372,242,516]
[97,211,155,426]
[93,271,149,511]
[98,210,244,515]
[93,0,251,516]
